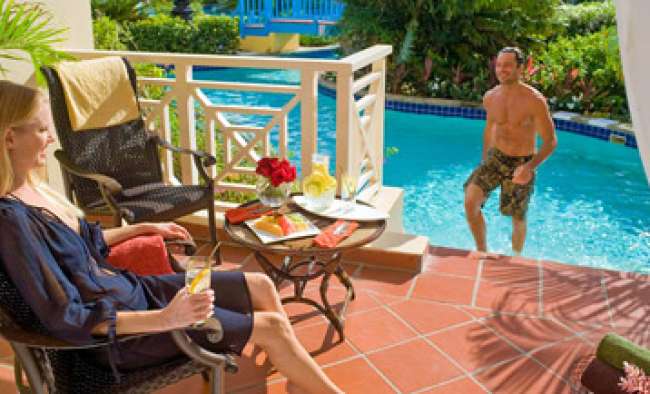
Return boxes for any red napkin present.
[314,220,359,248]
[225,204,273,224]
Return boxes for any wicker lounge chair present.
[40,59,218,246]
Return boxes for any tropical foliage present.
[92,15,128,50]
[338,0,626,120]
[340,0,558,90]
[554,0,616,38]
[0,0,69,81]
[531,26,627,119]
[91,0,143,22]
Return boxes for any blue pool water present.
[194,65,650,274]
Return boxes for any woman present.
[0,81,342,393]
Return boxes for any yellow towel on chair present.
[55,57,140,131]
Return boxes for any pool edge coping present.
[318,77,638,149]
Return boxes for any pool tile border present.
[319,81,638,149]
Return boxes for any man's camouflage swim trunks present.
[464,148,534,220]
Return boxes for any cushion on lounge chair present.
[107,235,175,276]
[597,332,650,374]
[55,57,139,131]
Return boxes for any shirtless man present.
[464,47,557,256]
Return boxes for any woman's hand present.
[160,287,214,330]
[143,222,192,240]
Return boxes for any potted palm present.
[0,0,70,83]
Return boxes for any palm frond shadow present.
[466,259,648,393]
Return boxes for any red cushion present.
[106,235,174,276]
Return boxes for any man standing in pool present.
[464,47,557,257]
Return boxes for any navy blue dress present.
[0,198,253,372]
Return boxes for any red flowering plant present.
[255,157,296,208]
[255,157,296,187]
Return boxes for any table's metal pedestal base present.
[254,251,354,341]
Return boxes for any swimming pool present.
[195,65,650,274]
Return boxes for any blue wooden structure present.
[237,0,344,37]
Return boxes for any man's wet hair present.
[498,47,525,66]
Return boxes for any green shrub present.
[92,16,128,50]
[531,27,628,119]
[193,15,239,54]
[555,0,616,37]
[299,35,338,47]
[127,15,193,53]
[127,14,239,54]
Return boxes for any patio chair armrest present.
[164,238,197,257]
[171,326,238,374]
[54,150,123,195]
[152,136,217,167]
[2,323,149,350]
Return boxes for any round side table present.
[224,196,386,340]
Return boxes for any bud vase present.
[256,177,291,208]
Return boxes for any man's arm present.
[527,96,557,170]
[482,92,495,162]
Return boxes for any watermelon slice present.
[278,215,296,235]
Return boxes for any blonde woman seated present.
[0,81,342,394]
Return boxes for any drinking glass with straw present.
[341,171,358,211]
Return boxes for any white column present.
[615,0,650,183]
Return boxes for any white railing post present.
[370,58,386,186]
[335,68,355,195]
[300,69,319,178]
[161,104,177,184]
[175,63,198,185]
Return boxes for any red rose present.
[257,157,296,186]
[256,157,277,178]
[270,169,286,187]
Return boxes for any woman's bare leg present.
[244,273,342,393]
[250,311,341,393]
[244,273,285,314]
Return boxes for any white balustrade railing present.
[65,45,392,208]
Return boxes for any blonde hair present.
[0,80,83,217]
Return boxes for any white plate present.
[293,196,389,221]
[245,213,321,244]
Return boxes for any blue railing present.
[237,0,344,36]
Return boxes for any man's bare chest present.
[491,99,534,128]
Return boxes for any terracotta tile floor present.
[1,246,648,394]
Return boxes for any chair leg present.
[208,366,225,394]
[11,344,47,394]
[207,199,217,250]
